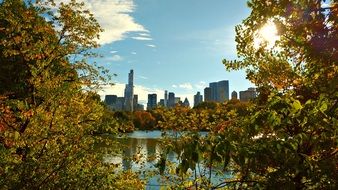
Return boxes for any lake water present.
[101,130,230,189]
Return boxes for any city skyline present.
[104,70,255,109]
[92,0,254,105]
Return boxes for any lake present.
[100,130,231,189]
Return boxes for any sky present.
[77,0,254,106]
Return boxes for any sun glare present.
[254,21,279,49]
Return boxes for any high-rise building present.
[175,97,181,105]
[133,95,138,110]
[194,92,203,107]
[164,90,168,108]
[136,104,144,110]
[231,91,238,100]
[147,94,157,110]
[204,87,211,102]
[183,98,190,107]
[168,92,175,108]
[209,82,218,101]
[115,97,125,111]
[104,95,117,105]
[239,88,256,102]
[204,80,229,102]
[158,99,165,107]
[217,80,229,102]
[124,70,134,111]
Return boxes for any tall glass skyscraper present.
[204,80,229,102]
[147,94,157,110]
[124,70,134,111]
[194,91,203,107]
[217,80,229,102]
[168,92,175,108]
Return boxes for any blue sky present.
[79,0,254,105]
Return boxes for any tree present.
[220,0,337,189]
[0,0,143,189]
[132,111,156,130]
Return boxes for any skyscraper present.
[183,98,190,107]
[217,80,229,102]
[124,70,134,111]
[158,99,165,107]
[231,91,238,100]
[104,95,117,105]
[168,92,175,108]
[239,88,256,102]
[194,91,203,107]
[164,90,168,108]
[147,94,157,110]
[204,80,229,102]
[204,87,211,102]
[209,82,218,101]
[133,95,138,110]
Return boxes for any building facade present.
[168,92,175,108]
[194,91,203,107]
[204,87,212,102]
[164,90,168,108]
[104,95,117,105]
[239,88,256,102]
[183,98,190,107]
[124,70,134,111]
[216,80,229,102]
[147,94,157,110]
[204,80,229,102]
[231,91,238,100]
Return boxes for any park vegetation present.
[0,0,144,189]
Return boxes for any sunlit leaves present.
[0,0,139,189]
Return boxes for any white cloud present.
[178,83,193,90]
[132,36,152,41]
[139,33,151,37]
[147,44,156,48]
[138,75,148,79]
[53,0,150,45]
[110,50,118,54]
[106,54,123,61]
[172,85,178,88]
[194,81,207,89]
[131,52,137,55]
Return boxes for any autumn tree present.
[0,0,143,189]
[132,111,156,130]
[220,0,337,189]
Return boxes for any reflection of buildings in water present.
[102,154,122,165]
[122,138,150,170]
[103,137,165,171]
[133,138,148,169]
[122,142,132,170]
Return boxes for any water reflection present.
[103,132,163,172]
[101,130,231,189]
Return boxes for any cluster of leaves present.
[220,0,337,189]
[155,100,250,132]
[0,0,143,189]
[132,110,157,130]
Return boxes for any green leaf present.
[292,100,302,111]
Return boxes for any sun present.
[254,21,279,49]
